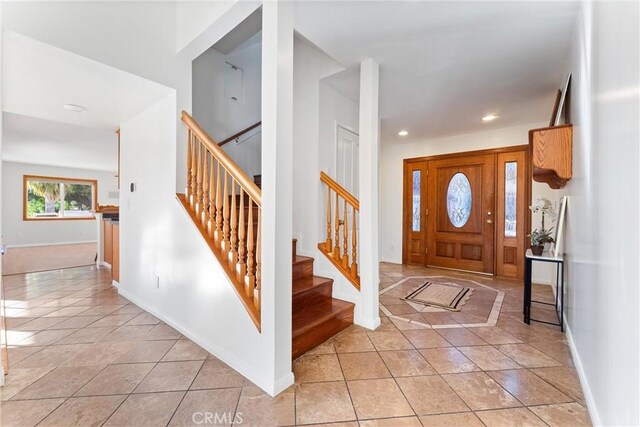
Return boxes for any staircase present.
[291,239,354,359]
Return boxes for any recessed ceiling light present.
[482,114,498,122]
[398,130,409,136]
[63,104,87,113]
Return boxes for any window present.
[24,175,97,220]
[412,170,421,231]
[446,172,472,228]
[504,162,518,237]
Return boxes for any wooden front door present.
[426,154,496,274]
[403,160,428,264]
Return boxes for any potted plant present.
[529,197,556,255]
[529,228,555,255]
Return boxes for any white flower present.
[529,197,554,214]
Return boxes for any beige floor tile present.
[87,314,136,328]
[379,350,436,377]
[529,402,592,426]
[13,316,70,331]
[16,328,77,346]
[146,323,182,340]
[0,397,65,427]
[488,369,572,406]
[436,328,488,346]
[528,340,574,365]
[61,341,136,366]
[475,407,547,426]
[338,352,391,380]
[124,312,161,325]
[530,367,586,403]
[49,315,104,329]
[235,385,295,427]
[38,395,127,427]
[162,339,209,361]
[396,375,469,415]
[44,305,91,317]
[14,344,89,369]
[0,367,54,401]
[295,381,357,424]
[469,326,523,344]
[104,391,185,427]
[190,358,252,389]
[13,366,104,399]
[55,326,115,344]
[457,346,521,371]
[293,353,344,383]
[368,331,414,351]
[497,343,562,368]
[333,332,376,353]
[6,346,45,365]
[419,348,480,374]
[359,416,422,426]
[76,362,155,396]
[135,360,203,393]
[347,378,414,419]
[442,372,521,411]
[401,329,452,348]
[419,412,484,427]
[112,340,176,363]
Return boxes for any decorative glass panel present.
[504,162,517,237]
[446,173,472,228]
[412,170,421,231]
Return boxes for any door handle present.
[486,219,493,224]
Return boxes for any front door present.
[426,154,496,274]
[403,160,428,264]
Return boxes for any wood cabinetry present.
[529,124,573,189]
[112,223,120,282]
[103,220,113,265]
[102,219,119,282]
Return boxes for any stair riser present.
[292,259,314,280]
[292,307,354,359]
[292,281,333,301]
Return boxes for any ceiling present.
[295,1,579,143]
[3,113,118,172]
[2,31,173,171]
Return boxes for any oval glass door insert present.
[447,172,472,227]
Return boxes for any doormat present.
[404,281,473,312]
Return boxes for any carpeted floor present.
[1,243,97,275]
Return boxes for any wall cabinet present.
[529,124,573,189]
[102,219,119,282]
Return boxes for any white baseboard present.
[5,240,97,248]
[564,318,601,426]
[116,285,293,397]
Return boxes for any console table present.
[524,249,564,331]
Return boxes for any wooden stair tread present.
[293,255,313,265]
[292,275,333,298]
[292,294,354,338]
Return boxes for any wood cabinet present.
[102,219,119,282]
[529,124,573,189]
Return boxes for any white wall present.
[192,34,262,179]
[560,2,639,425]
[379,122,557,283]
[1,161,118,246]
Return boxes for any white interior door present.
[336,125,359,197]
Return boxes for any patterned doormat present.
[404,281,473,311]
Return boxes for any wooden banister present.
[218,121,262,147]
[318,171,360,290]
[177,111,262,331]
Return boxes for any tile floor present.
[0,263,591,426]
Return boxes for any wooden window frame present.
[23,175,98,221]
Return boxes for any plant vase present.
[531,245,544,256]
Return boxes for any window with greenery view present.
[24,176,97,220]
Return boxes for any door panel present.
[427,154,495,273]
[403,160,427,264]
[496,151,527,279]
[336,126,359,197]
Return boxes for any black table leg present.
[524,257,532,324]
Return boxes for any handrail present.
[181,111,261,206]
[320,171,359,210]
[218,121,262,147]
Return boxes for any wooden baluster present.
[186,129,192,200]
[333,193,341,259]
[229,180,238,264]
[190,138,198,209]
[237,188,247,282]
[325,188,332,253]
[201,150,209,227]
[246,198,255,292]
[342,202,349,268]
[351,208,358,277]
[208,158,215,237]
[221,171,230,252]
[196,143,203,216]
[214,162,222,242]
[254,209,261,310]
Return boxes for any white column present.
[260,0,294,395]
[356,58,381,329]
